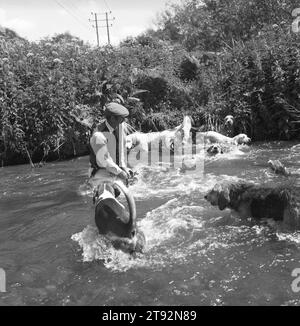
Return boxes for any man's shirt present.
[89,120,127,176]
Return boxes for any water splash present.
[276,232,300,244]
[71,196,209,272]
[140,199,206,249]
[74,143,300,275]
[71,225,147,272]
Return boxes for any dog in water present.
[202,131,251,146]
[207,144,223,155]
[204,180,300,229]
[206,143,243,156]
[126,116,192,152]
[221,115,235,137]
[268,160,291,177]
[93,181,146,254]
[206,144,228,155]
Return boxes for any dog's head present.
[233,134,251,145]
[126,133,139,150]
[207,144,223,155]
[224,115,234,127]
[204,183,230,210]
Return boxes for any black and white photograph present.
[0,0,300,309]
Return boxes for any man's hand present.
[121,167,134,179]
[117,170,128,181]
[126,168,134,178]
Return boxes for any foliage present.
[155,0,299,51]
[1,0,300,166]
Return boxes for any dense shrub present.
[213,27,300,139]
[0,33,194,166]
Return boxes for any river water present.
[0,141,300,306]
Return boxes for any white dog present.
[126,116,192,152]
[126,131,169,152]
[202,131,251,145]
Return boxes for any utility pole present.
[105,12,111,45]
[89,12,100,47]
[89,11,115,46]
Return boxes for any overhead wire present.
[53,0,91,31]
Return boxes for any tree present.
[155,0,300,51]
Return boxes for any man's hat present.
[104,102,129,118]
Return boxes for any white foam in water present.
[140,199,206,249]
[276,232,300,244]
[71,225,147,272]
[78,182,93,197]
[291,144,300,151]
[129,165,203,200]
[129,163,242,201]
[221,146,248,158]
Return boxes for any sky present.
[0,0,181,46]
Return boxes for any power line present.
[65,0,89,19]
[53,0,91,31]
[58,0,91,29]
[103,0,111,12]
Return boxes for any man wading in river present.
[88,102,132,194]
[88,102,146,254]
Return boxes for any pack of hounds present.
[125,115,251,155]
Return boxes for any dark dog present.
[205,180,300,229]
[222,115,234,137]
[268,160,291,177]
[93,181,146,254]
